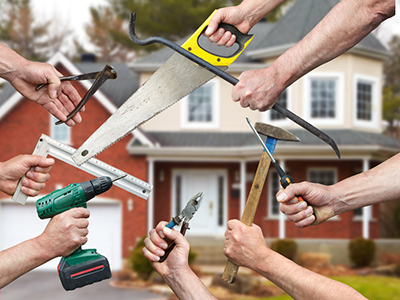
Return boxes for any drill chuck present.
[79,176,113,201]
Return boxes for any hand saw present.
[72,11,254,165]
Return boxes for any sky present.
[31,0,108,53]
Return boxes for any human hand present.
[276,182,337,228]
[232,67,285,111]
[223,219,269,269]
[8,60,83,126]
[0,155,55,197]
[142,221,191,277]
[37,207,90,257]
[204,7,253,47]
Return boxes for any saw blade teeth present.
[71,53,228,166]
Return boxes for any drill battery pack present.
[58,248,111,291]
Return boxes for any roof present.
[0,55,140,119]
[131,0,389,71]
[248,0,389,59]
[129,129,400,151]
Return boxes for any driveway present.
[0,271,167,300]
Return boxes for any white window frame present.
[268,171,281,219]
[50,115,71,144]
[307,167,340,221]
[353,74,380,129]
[263,86,292,126]
[181,79,220,129]
[303,72,344,125]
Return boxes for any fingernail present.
[298,201,307,210]
[161,243,168,249]
[308,214,316,223]
[205,26,213,35]
[46,158,55,164]
[26,171,33,178]
[159,230,165,238]
[22,178,29,185]
[277,192,287,203]
[156,250,164,256]
[305,206,313,216]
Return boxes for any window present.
[268,171,281,218]
[304,73,344,125]
[50,115,70,144]
[181,79,219,128]
[356,82,372,121]
[270,89,288,121]
[308,169,336,185]
[310,79,336,118]
[354,75,379,128]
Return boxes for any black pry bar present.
[128,13,341,159]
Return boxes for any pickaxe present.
[222,120,301,284]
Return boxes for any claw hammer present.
[222,120,300,284]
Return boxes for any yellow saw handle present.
[182,10,254,66]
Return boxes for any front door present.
[172,169,227,235]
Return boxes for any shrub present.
[348,238,376,267]
[129,236,199,280]
[129,237,154,280]
[271,239,298,261]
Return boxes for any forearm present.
[270,0,395,89]
[332,153,400,215]
[239,0,287,27]
[0,43,28,82]
[163,267,217,300]
[0,236,53,288]
[253,249,366,300]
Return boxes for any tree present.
[383,35,400,137]
[0,0,72,61]
[85,6,136,62]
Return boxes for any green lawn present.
[234,276,400,300]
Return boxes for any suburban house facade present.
[0,0,399,270]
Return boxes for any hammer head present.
[255,122,300,142]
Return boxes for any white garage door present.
[0,198,122,271]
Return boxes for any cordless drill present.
[36,175,125,291]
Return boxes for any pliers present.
[36,64,117,125]
[159,192,203,262]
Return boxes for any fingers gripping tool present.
[159,192,204,262]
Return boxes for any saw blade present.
[72,53,226,165]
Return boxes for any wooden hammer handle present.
[222,151,271,283]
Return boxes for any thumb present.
[205,11,225,36]
[276,183,307,203]
[20,155,55,169]
[44,69,61,99]
[163,226,187,247]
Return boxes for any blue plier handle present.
[159,192,203,263]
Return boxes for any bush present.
[129,236,199,280]
[271,239,298,261]
[348,238,376,267]
[129,237,154,280]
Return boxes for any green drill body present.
[36,176,120,291]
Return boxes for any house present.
[0,0,399,270]
[127,0,400,262]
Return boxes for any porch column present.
[362,158,370,239]
[240,160,246,216]
[147,159,154,233]
[279,160,286,239]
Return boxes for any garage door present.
[0,197,122,271]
